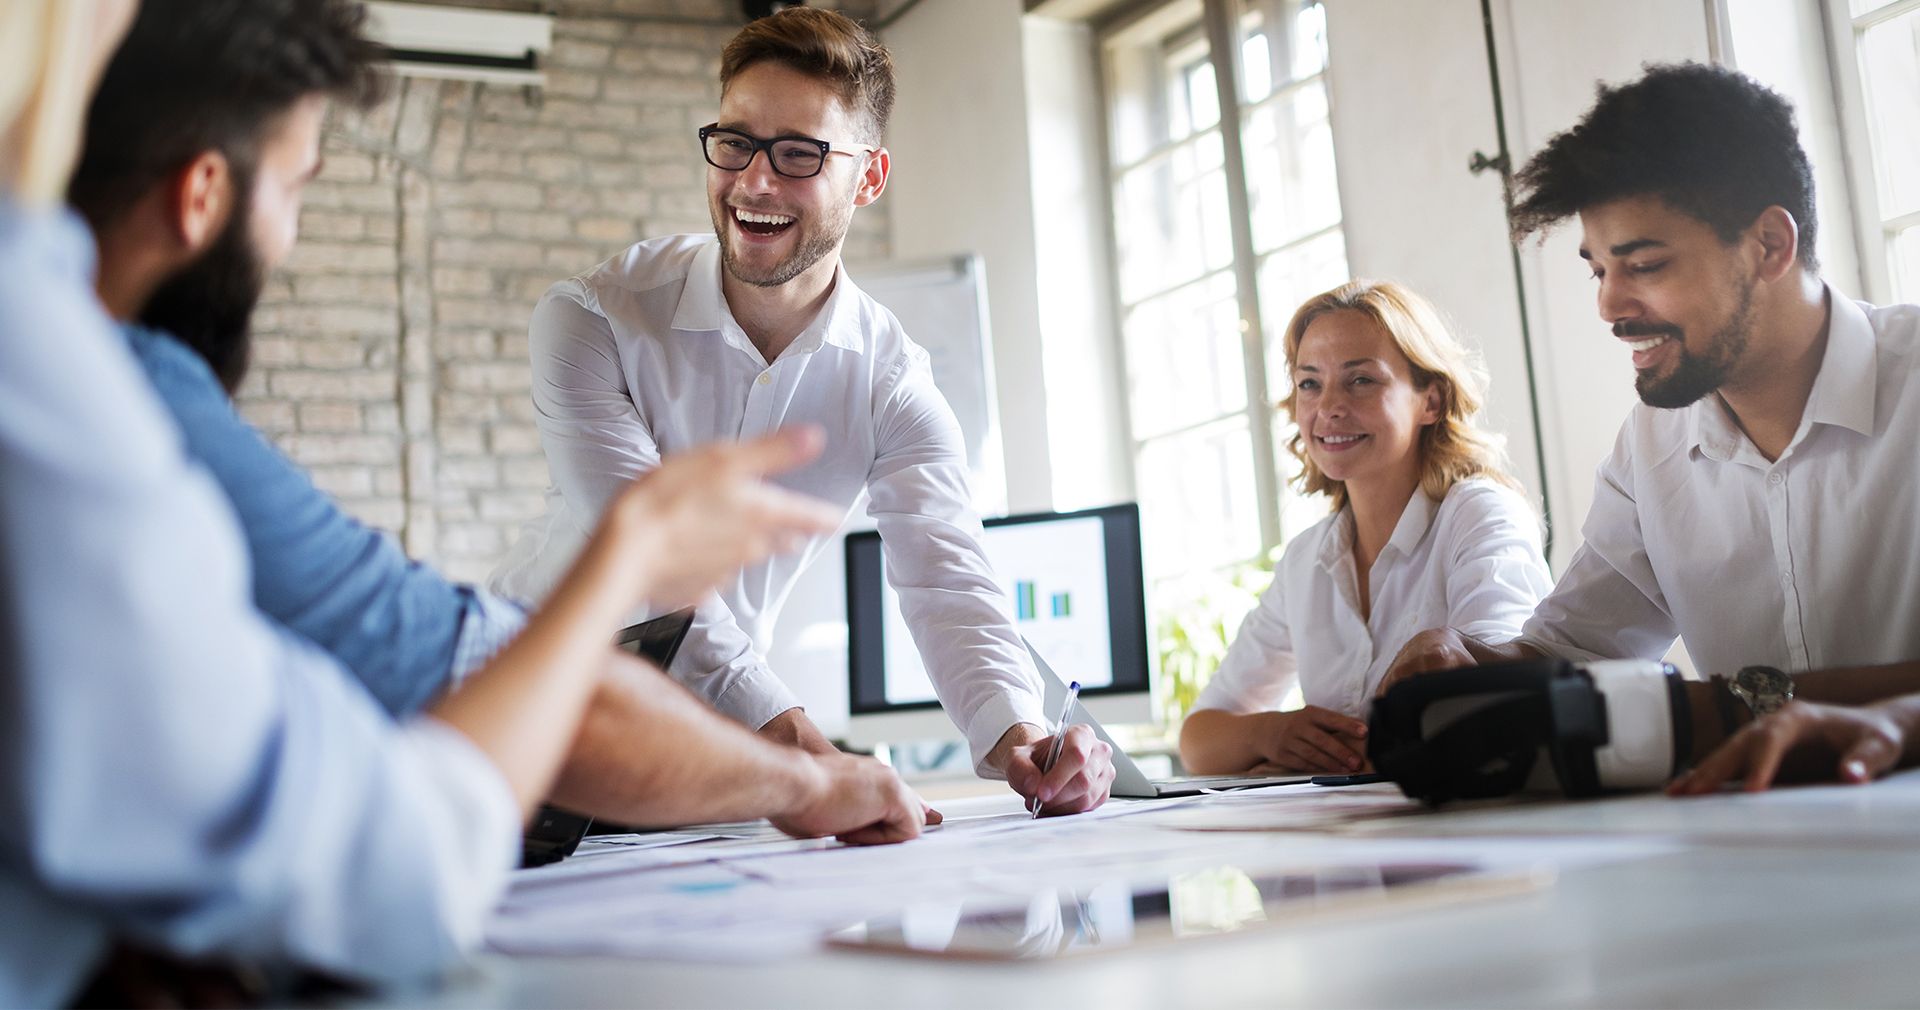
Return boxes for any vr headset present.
[1368,658,1687,805]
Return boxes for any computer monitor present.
[842,503,1154,748]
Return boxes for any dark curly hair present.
[67,0,387,233]
[1510,62,1818,273]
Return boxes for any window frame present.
[1822,0,1920,303]
[1094,0,1344,585]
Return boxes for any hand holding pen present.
[1029,680,1083,818]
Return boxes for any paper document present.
[486,789,1673,961]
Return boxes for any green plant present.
[1153,555,1276,729]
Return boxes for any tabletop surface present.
[374,771,1920,1009]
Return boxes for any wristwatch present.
[1729,665,1795,718]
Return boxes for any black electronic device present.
[1368,657,1684,805]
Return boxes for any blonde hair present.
[1280,279,1517,512]
[0,2,102,206]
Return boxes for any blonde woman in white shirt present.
[1180,280,1552,775]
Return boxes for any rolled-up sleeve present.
[866,352,1048,772]
[448,589,528,684]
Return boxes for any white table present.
[387,772,1920,1008]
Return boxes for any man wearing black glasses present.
[492,7,1116,816]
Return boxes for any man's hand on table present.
[994,722,1115,816]
[759,706,943,832]
[1668,699,1915,796]
[770,751,938,844]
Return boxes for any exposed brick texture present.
[241,0,890,584]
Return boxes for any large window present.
[1830,0,1920,301]
[1100,0,1347,605]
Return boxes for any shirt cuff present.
[707,660,806,731]
[449,589,529,686]
[394,717,522,953]
[962,690,1050,779]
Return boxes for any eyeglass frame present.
[697,123,877,180]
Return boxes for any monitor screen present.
[845,503,1149,714]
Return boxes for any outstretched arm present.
[865,355,1114,813]
[548,649,930,839]
[429,429,839,817]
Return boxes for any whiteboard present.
[848,253,1005,512]
[765,253,1006,737]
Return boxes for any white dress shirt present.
[1518,289,1920,677]
[0,200,518,1006]
[491,234,1046,770]
[1194,478,1552,717]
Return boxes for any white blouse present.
[1193,478,1553,718]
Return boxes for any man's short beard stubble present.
[139,175,268,395]
[1627,276,1756,410]
[712,176,858,289]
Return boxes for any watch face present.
[1735,666,1794,714]
[1736,666,1793,696]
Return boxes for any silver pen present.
[1030,680,1082,819]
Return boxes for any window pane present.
[1234,0,1328,102]
[1891,225,1920,304]
[1290,1,1329,79]
[1136,420,1263,577]
[1858,10,1920,221]
[1113,132,1233,303]
[1242,80,1341,252]
[1241,29,1273,103]
[1104,0,1208,166]
[1123,272,1245,439]
[1257,229,1351,397]
[1183,59,1221,134]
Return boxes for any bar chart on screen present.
[876,513,1116,705]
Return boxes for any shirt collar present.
[1382,488,1441,558]
[1313,488,1439,572]
[1689,283,1879,459]
[1800,286,1877,438]
[669,238,869,358]
[1315,508,1352,573]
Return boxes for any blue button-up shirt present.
[121,324,524,715]
[0,199,517,1006]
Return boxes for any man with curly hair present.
[1382,63,1920,791]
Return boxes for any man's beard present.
[710,190,854,289]
[1626,278,1755,410]
[139,197,267,395]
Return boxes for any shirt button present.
[1781,570,1793,584]
[756,372,772,386]
[1768,472,1784,485]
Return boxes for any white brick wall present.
[241,0,890,584]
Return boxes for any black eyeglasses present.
[698,123,875,179]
